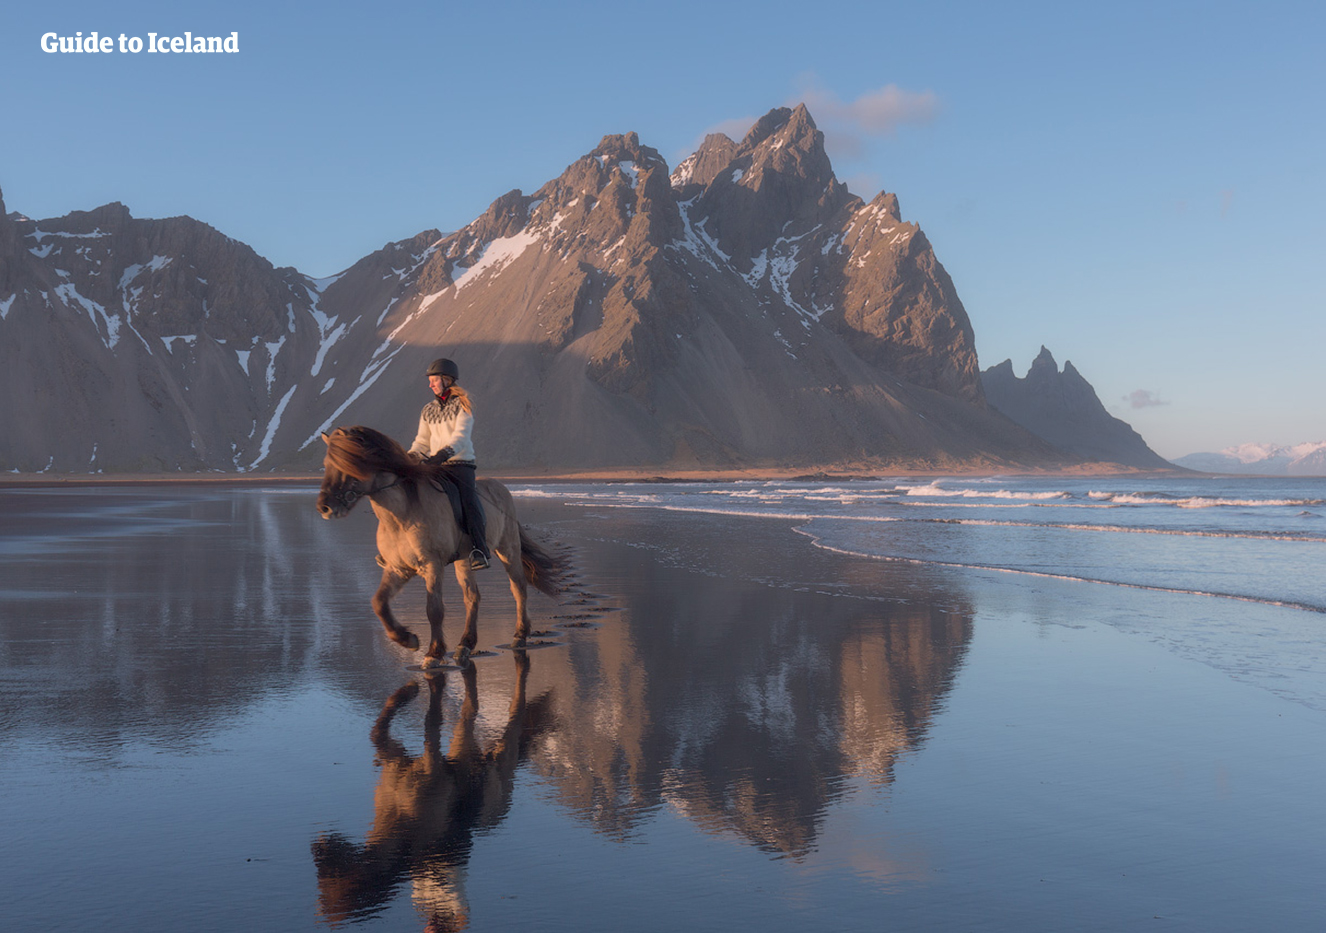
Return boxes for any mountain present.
[0,194,322,471]
[1171,442,1326,475]
[981,347,1171,470]
[0,106,1075,474]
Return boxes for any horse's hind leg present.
[372,568,419,651]
[451,561,481,665]
[494,541,531,648]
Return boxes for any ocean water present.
[1,482,1324,931]
[514,474,1326,707]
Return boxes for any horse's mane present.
[325,426,427,482]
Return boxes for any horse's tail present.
[518,525,569,597]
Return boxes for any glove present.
[426,447,454,465]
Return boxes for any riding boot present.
[465,501,489,570]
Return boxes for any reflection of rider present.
[409,358,490,571]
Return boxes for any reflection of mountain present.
[838,609,970,786]
[3,488,974,880]
[313,657,551,928]
[528,509,973,858]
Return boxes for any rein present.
[326,471,406,513]
[370,474,406,496]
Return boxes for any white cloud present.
[1126,389,1168,409]
[793,79,940,137]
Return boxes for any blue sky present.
[4,0,1322,458]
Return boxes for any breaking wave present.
[790,527,1326,615]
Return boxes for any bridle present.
[326,470,404,512]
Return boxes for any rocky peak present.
[671,133,740,192]
[590,131,664,164]
[0,187,17,287]
[1020,347,1094,397]
[869,191,901,222]
[740,104,812,149]
[690,104,853,265]
[470,189,534,243]
[78,201,135,233]
[981,348,1170,469]
[740,104,837,190]
[526,131,682,254]
[1026,345,1058,377]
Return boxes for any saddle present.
[425,470,466,526]
[374,469,486,572]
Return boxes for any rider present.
[409,358,490,571]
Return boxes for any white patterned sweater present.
[408,392,476,463]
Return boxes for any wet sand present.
[0,487,1321,931]
[0,455,1177,488]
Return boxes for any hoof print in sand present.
[496,640,562,651]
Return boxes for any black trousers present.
[437,462,488,557]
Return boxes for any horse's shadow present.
[312,653,553,929]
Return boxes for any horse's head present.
[318,431,364,518]
[317,426,408,519]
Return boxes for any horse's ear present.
[320,431,330,446]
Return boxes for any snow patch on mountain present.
[264,336,285,391]
[161,335,197,352]
[56,283,121,348]
[453,228,540,291]
[673,199,729,269]
[249,385,298,470]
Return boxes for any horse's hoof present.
[394,631,419,650]
[454,645,472,667]
[421,655,445,670]
[510,635,528,649]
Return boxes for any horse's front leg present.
[452,561,481,665]
[419,562,449,668]
[372,568,419,651]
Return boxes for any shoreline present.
[0,463,1194,488]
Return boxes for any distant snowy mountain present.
[1171,442,1326,475]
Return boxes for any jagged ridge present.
[981,347,1171,470]
[0,108,1081,473]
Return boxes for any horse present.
[317,425,566,666]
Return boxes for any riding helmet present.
[426,358,459,380]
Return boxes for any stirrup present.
[468,548,490,571]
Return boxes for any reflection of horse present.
[317,426,566,665]
[313,655,552,929]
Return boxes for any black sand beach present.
[1,486,1322,931]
